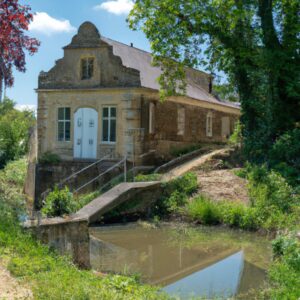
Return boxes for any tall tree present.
[0,0,40,101]
[129,0,300,162]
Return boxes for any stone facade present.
[37,21,240,165]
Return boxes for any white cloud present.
[94,0,134,15]
[29,12,76,36]
[15,104,37,112]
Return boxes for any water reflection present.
[89,224,271,298]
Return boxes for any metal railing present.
[74,157,127,194]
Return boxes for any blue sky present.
[8,0,149,109]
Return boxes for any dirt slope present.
[0,262,32,300]
[196,168,249,204]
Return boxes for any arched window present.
[206,112,213,137]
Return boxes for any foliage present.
[134,173,162,182]
[186,196,221,225]
[129,0,300,164]
[0,158,27,221]
[154,172,198,215]
[247,165,298,213]
[0,97,35,168]
[213,83,240,102]
[0,0,40,98]
[269,128,300,186]
[265,234,300,299]
[42,186,77,217]
[185,165,299,232]
[38,151,61,164]
[170,144,200,157]
[228,121,243,146]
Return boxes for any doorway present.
[74,108,98,159]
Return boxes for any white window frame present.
[102,106,117,144]
[57,107,71,142]
[149,102,155,134]
[177,106,185,135]
[206,112,213,137]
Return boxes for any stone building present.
[37,21,240,165]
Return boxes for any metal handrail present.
[74,158,126,194]
[39,155,110,203]
[59,155,110,187]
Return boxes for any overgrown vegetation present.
[0,159,169,299]
[185,166,299,232]
[170,144,200,157]
[153,172,198,216]
[0,97,35,168]
[38,151,61,165]
[263,234,300,299]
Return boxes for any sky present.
[7,0,149,110]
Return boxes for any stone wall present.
[37,89,144,162]
[33,221,90,268]
[141,97,239,160]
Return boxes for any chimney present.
[130,43,133,47]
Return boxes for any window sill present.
[100,142,116,145]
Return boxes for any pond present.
[89,223,272,299]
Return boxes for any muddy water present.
[89,224,272,299]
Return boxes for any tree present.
[0,0,40,101]
[128,0,300,162]
[0,97,35,168]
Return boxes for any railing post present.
[124,156,127,182]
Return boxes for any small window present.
[149,102,155,134]
[102,107,116,143]
[81,58,94,80]
[206,112,213,137]
[58,107,71,141]
[177,107,185,135]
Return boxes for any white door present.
[74,108,98,159]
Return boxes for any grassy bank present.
[0,159,168,300]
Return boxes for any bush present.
[186,196,221,225]
[167,172,198,195]
[248,165,298,212]
[269,128,300,186]
[228,121,243,146]
[219,201,245,227]
[38,151,61,164]
[170,144,200,157]
[266,235,300,299]
[134,173,162,182]
[42,186,77,217]
[165,191,188,212]
[0,98,35,168]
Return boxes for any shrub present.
[269,128,300,185]
[186,196,221,225]
[38,151,61,164]
[248,165,297,212]
[267,235,300,299]
[134,173,162,182]
[165,191,188,212]
[170,144,200,157]
[167,172,198,195]
[228,121,243,146]
[219,201,245,227]
[42,186,76,217]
